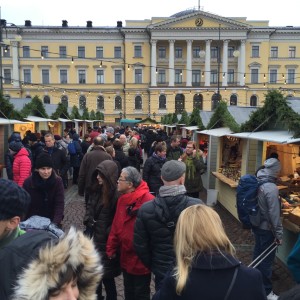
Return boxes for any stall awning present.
[25,116,57,122]
[182,126,199,131]
[162,124,176,128]
[58,118,73,123]
[0,118,27,125]
[228,131,300,144]
[197,127,233,137]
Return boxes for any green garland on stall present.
[20,96,49,118]
[206,101,240,132]
[241,90,300,137]
[51,102,70,120]
[189,108,205,130]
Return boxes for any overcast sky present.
[0,0,299,27]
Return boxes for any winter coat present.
[106,180,154,275]
[114,148,129,169]
[81,140,90,155]
[153,252,266,300]
[256,158,283,240]
[78,146,112,195]
[134,193,201,278]
[287,235,300,283]
[128,155,140,172]
[30,142,44,170]
[69,134,83,168]
[183,155,206,193]
[142,155,166,195]
[12,147,32,187]
[84,160,121,279]
[4,150,14,180]
[9,228,102,300]
[23,171,65,225]
[166,146,183,161]
[43,146,69,176]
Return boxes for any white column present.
[239,40,246,86]
[205,40,211,86]
[222,40,229,86]
[186,40,192,86]
[150,40,157,87]
[169,40,175,86]
[11,41,20,88]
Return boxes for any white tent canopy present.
[0,118,27,125]
[24,116,57,122]
[198,127,233,137]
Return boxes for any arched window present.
[135,96,142,110]
[43,95,50,104]
[115,96,122,110]
[250,95,257,107]
[211,93,221,110]
[175,94,185,114]
[193,94,203,110]
[230,94,237,106]
[79,95,86,109]
[97,96,104,110]
[25,95,32,99]
[61,95,68,107]
[159,94,166,109]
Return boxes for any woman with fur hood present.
[83,160,121,300]
[10,227,102,300]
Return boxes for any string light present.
[201,72,204,78]
[127,64,130,71]
[100,60,102,68]
[71,57,74,64]
[264,74,266,79]
[4,46,9,53]
[41,51,44,59]
[222,72,225,78]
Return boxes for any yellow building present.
[1,9,300,123]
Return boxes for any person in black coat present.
[69,133,83,184]
[142,144,167,196]
[83,160,120,300]
[127,147,140,172]
[113,139,128,170]
[152,205,266,300]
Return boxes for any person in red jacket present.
[106,166,154,300]
[9,141,31,187]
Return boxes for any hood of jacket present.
[15,147,29,158]
[72,133,80,141]
[257,158,281,180]
[12,227,102,300]
[154,194,188,224]
[92,160,118,189]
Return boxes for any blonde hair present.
[174,205,235,295]
[130,137,139,149]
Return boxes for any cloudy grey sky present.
[1,0,299,27]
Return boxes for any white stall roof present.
[0,118,26,125]
[228,130,300,144]
[197,127,233,137]
[182,126,199,131]
[162,124,176,128]
[58,118,73,123]
[25,116,57,122]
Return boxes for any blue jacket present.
[153,252,266,300]
[287,235,300,283]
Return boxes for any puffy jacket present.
[12,148,31,187]
[153,252,266,300]
[106,180,154,275]
[134,193,202,277]
[142,155,166,195]
[84,160,121,279]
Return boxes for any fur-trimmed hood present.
[12,228,103,300]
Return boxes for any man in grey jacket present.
[253,158,283,300]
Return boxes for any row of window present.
[18,93,257,112]
[250,68,296,84]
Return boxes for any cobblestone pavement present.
[63,184,296,299]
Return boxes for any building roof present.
[227,106,258,125]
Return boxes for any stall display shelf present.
[212,172,238,188]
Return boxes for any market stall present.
[24,116,57,135]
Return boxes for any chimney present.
[25,20,31,27]
[117,21,123,28]
[62,20,68,27]
[87,21,93,28]
[0,19,7,27]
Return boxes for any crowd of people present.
[0,124,300,300]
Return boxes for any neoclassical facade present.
[1,9,300,122]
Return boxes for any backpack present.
[67,141,76,155]
[236,174,264,229]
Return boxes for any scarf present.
[159,185,186,197]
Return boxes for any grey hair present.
[122,166,142,188]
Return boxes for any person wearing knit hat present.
[134,159,203,290]
[0,179,31,249]
[23,153,65,226]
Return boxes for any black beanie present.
[0,179,31,220]
[35,154,54,169]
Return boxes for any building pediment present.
[149,10,250,30]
